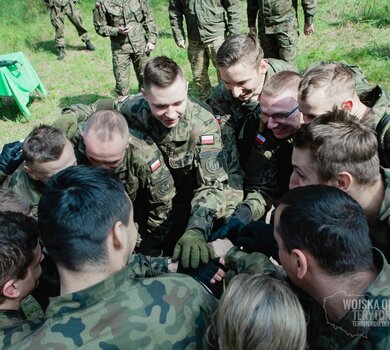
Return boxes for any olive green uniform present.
[93,0,157,95]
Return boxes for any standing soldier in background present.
[43,0,96,60]
[93,0,157,101]
[247,0,317,64]
[168,0,242,101]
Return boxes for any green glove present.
[172,229,214,269]
[52,112,78,140]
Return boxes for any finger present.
[181,243,191,269]
[172,244,181,262]
[200,244,212,265]
[190,245,200,269]
[209,278,216,284]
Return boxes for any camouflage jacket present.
[117,95,229,240]
[71,126,176,256]
[360,85,390,168]
[247,0,317,34]
[168,0,242,44]
[43,0,78,8]
[93,0,157,51]
[9,266,218,349]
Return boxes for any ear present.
[111,221,126,251]
[2,280,20,299]
[341,99,353,111]
[141,87,147,100]
[259,59,268,74]
[336,172,353,191]
[24,165,38,181]
[291,249,308,280]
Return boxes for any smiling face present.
[260,92,303,139]
[142,75,188,128]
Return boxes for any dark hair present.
[38,166,132,272]
[0,189,32,215]
[143,56,184,90]
[0,212,39,304]
[23,125,68,165]
[277,185,374,275]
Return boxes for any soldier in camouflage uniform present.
[247,0,317,64]
[43,0,96,60]
[168,0,242,100]
[2,166,217,349]
[93,0,157,99]
[290,109,390,261]
[299,62,390,168]
[212,185,390,349]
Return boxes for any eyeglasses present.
[259,105,299,119]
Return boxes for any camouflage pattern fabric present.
[4,266,217,349]
[44,0,90,48]
[93,0,157,95]
[247,0,317,63]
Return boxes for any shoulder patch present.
[214,114,222,124]
[200,134,214,145]
[150,158,161,172]
[255,133,266,145]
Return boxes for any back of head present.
[293,107,380,185]
[216,34,264,69]
[262,70,302,98]
[38,165,131,272]
[23,125,68,166]
[299,63,356,103]
[0,211,39,305]
[212,274,306,350]
[83,110,129,142]
[143,56,183,90]
[0,189,32,215]
[278,185,374,275]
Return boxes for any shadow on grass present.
[59,94,111,108]
[0,97,29,122]
[28,40,91,54]
[347,44,390,61]
[159,31,174,39]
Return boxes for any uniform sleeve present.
[141,0,158,45]
[168,0,185,43]
[247,0,260,27]
[301,0,317,25]
[222,0,242,36]
[185,115,229,239]
[93,2,119,37]
[127,254,169,277]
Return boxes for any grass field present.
[0,0,389,147]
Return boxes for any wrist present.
[167,259,178,273]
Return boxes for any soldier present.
[298,62,390,168]
[5,166,217,349]
[94,0,157,100]
[290,108,390,260]
[43,0,96,60]
[247,0,317,64]
[168,0,242,100]
[212,184,390,349]
[68,110,176,256]
[1,125,77,218]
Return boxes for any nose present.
[289,172,298,190]
[165,105,176,119]
[231,86,242,98]
[266,116,279,129]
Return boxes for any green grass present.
[0,0,389,146]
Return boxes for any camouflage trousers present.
[188,36,224,101]
[49,2,90,48]
[259,29,298,65]
[112,43,149,96]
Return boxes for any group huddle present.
[0,0,390,349]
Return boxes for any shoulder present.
[267,58,298,74]
[188,98,217,124]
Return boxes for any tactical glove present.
[52,112,78,139]
[172,229,214,269]
[0,140,23,175]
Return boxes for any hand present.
[0,140,23,175]
[118,26,130,35]
[209,238,234,259]
[208,217,245,241]
[176,40,185,49]
[178,257,226,285]
[52,113,78,139]
[145,42,155,53]
[248,27,257,36]
[172,229,214,268]
[304,23,314,35]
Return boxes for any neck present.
[0,299,21,312]
[352,100,371,120]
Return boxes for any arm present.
[168,0,186,46]
[127,254,170,277]
[222,0,242,36]
[301,0,317,35]
[93,2,119,37]
[140,0,158,46]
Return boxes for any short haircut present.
[261,70,302,98]
[216,34,264,69]
[209,274,306,350]
[143,56,184,90]
[23,125,68,166]
[0,189,32,215]
[38,166,132,272]
[293,108,380,185]
[298,63,356,103]
[278,185,374,275]
[83,110,129,142]
[0,212,40,304]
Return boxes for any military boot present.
[85,40,96,51]
[57,47,65,61]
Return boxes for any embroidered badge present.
[150,158,161,172]
[205,157,222,174]
[200,134,214,145]
[255,133,266,145]
[215,115,222,124]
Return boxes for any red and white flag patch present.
[255,133,266,145]
[200,134,214,145]
[150,158,161,172]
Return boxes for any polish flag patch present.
[200,134,214,145]
[150,158,161,172]
[215,114,222,124]
[255,133,266,145]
